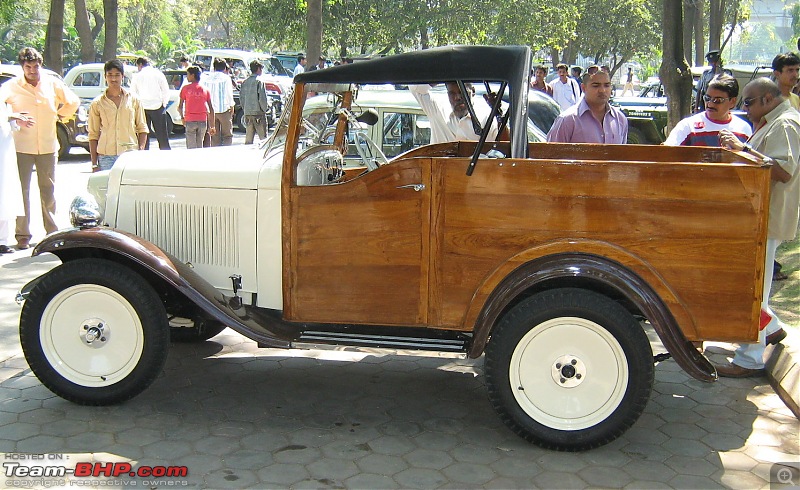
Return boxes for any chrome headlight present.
[69,194,101,228]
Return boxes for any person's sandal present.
[0,245,13,254]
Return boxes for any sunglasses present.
[742,96,761,107]
[703,95,732,104]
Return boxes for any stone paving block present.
[577,465,633,487]
[320,439,373,461]
[488,456,542,478]
[394,467,449,488]
[272,444,322,465]
[202,467,258,488]
[715,468,769,489]
[256,463,310,486]
[701,431,748,450]
[534,470,590,489]
[659,421,709,439]
[403,448,454,470]
[669,474,725,488]
[306,458,360,480]
[2,421,42,441]
[661,437,714,458]
[665,454,719,476]
[620,442,672,462]
[618,459,677,482]
[367,435,416,456]
[623,480,674,489]
[66,431,115,451]
[141,439,194,460]
[192,434,243,456]
[441,462,496,485]
[15,434,66,453]
[449,444,505,464]
[356,452,408,475]
[344,472,399,489]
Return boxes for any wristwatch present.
[742,143,752,152]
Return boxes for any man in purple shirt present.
[546,66,628,144]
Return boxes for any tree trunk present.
[682,0,695,64]
[659,0,693,133]
[74,0,95,63]
[420,28,428,50]
[306,0,322,69]
[102,0,117,61]
[708,0,723,51]
[44,0,65,74]
[693,1,704,65]
[91,10,104,40]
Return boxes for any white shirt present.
[130,65,170,110]
[200,71,235,113]
[409,84,498,144]
[549,77,580,111]
[293,64,305,78]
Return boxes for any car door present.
[68,68,103,101]
[285,158,432,326]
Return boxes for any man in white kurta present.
[0,102,28,252]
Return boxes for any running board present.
[291,330,469,352]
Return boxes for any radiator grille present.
[134,201,239,267]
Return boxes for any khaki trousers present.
[212,109,233,146]
[16,152,58,244]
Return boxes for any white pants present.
[0,220,10,246]
[732,238,785,369]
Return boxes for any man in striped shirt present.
[200,58,235,146]
[665,74,751,147]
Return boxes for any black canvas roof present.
[295,45,530,86]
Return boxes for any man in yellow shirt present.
[772,52,800,110]
[88,60,148,171]
[0,47,79,249]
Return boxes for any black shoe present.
[0,245,13,253]
[773,270,788,281]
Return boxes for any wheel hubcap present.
[509,317,628,431]
[40,284,144,387]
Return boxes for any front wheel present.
[484,288,653,451]
[19,259,170,405]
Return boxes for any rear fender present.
[467,245,716,382]
[30,227,292,348]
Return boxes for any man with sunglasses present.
[0,47,79,250]
[665,74,751,147]
[716,78,800,377]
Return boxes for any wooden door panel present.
[286,160,431,325]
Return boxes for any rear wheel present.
[484,288,653,451]
[19,259,170,405]
[626,126,646,144]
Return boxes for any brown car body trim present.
[468,253,717,382]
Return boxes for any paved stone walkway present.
[0,327,797,489]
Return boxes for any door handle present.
[396,184,425,192]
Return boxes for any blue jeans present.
[97,154,119,171]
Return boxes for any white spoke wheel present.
[20,259,169,405]
[485,288,653,451]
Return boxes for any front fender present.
[31,227,292,348]
[466,246,716,383]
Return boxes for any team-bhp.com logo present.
[3,454,188,487]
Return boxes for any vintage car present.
[17,46,771,451]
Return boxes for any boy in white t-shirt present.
[665,74,751,146]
